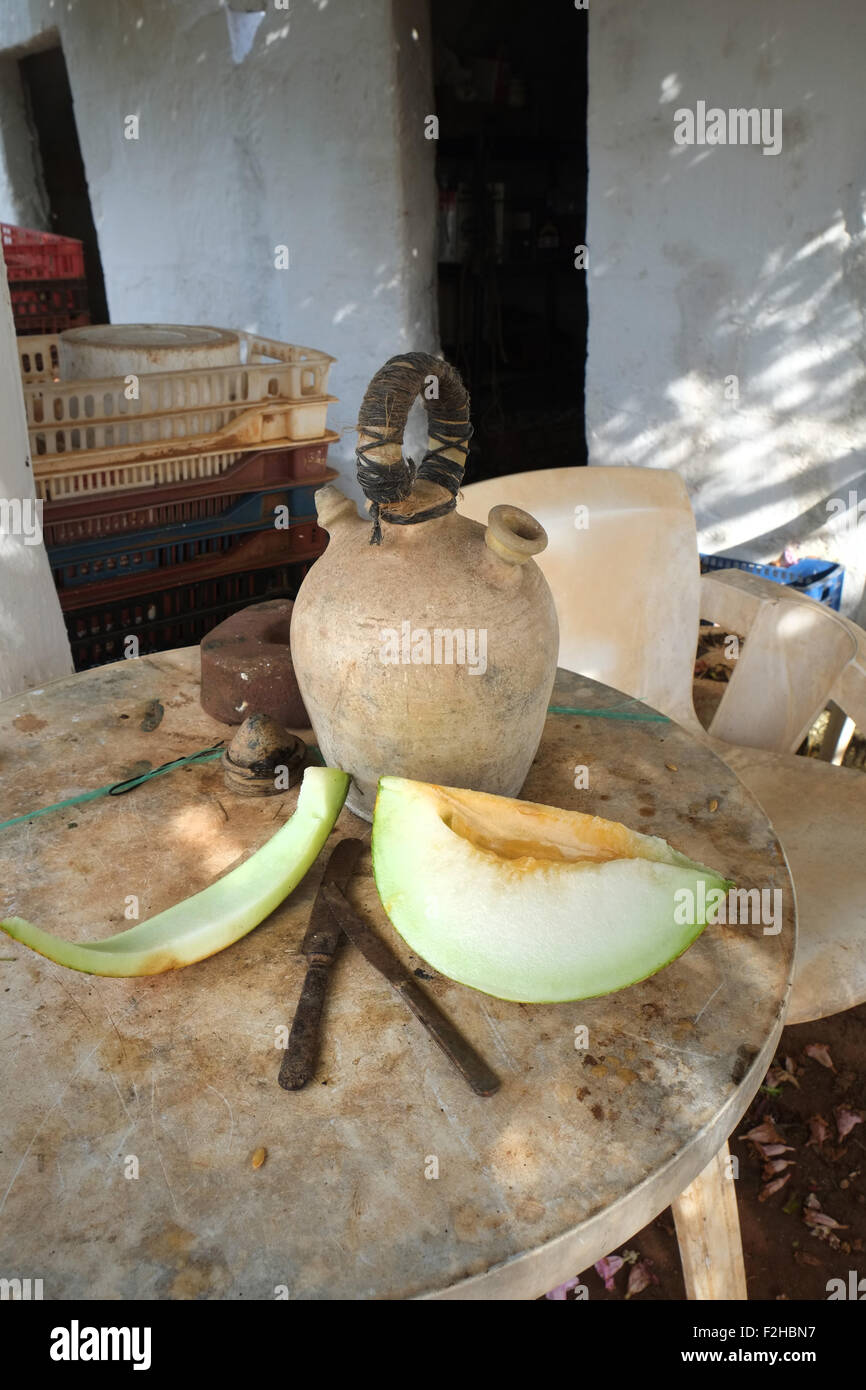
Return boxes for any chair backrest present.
[700,568,861,753]
[458,467,702,729]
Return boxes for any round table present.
[0,651,795,1300]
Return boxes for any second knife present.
[320,882,500,1097]
[278,836,365,1091]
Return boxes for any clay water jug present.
[290,353,559,820]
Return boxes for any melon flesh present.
[372,777,733,1003]
[0,766,349,976]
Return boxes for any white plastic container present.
[58,324,241,380]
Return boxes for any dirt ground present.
[548,1003,865,1302]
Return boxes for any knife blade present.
[278,837,365,1091]
[320,883,501,1098]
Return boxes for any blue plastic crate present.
[48,489,296,590]
[700,554,844,611]
[289,482,321,518]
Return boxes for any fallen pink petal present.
[804,1043,836,1072]
[742,1119,786,1145]
[754,1141,796,1158]
[625,1260,657,1299]
[594,1254,624,1291]
[834,1107,863,1141]
[759,1173,792,1201]
[804,1210,847,1230]
[545,1277,582,1301]
[765,1066,799,1089]
[762,1158,795,1177]
[805,1114,831,1148]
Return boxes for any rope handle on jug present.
[355,352,473,544]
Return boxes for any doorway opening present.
[432,0,588,482]
[18,42,108,325]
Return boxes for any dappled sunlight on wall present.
[587,0,866,620]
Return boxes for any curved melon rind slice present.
[0,766,349,976]
[372,776,733,1003]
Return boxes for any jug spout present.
[315,484,363,534]
[484,504,548,566]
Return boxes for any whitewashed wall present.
[0,0,438,509]
[587,0,866,619]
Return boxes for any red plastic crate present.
[14,312,90,337]
[11,277,90,336]
[64,562,309,671]
[1,223,86,281]
[284,520,327,555]
[40,450,337,545]
[11,279,89,315]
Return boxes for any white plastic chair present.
[698,567,866,1023]
[459,466,866,1300]
[461,467,704,732]
[458,466,866,1024]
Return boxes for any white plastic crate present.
[29,394,336,459]
[245,334,335,398]
[32,398,338,500]
[36,448,252,501]
[21,330,334,423]
[18,334,60,383]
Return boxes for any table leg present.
[671,1141,748,1300]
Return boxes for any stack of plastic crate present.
[19,332,339,668]
[2,223,90,336]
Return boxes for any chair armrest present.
[700,567,832,627]
[829,626,866,729]
[699,569,858,753]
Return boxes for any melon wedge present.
[0,766,349,976]
[372,777,733,1003]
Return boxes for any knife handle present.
[279,959,331,1091]
[396,980,501,1097]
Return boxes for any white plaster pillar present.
[0,257,73,699]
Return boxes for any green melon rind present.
[0,766,349,977]
[371,775,734,1004]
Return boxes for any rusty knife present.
[320,882,501,1097]
[278,837,365,1091]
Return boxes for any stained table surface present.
[0,649,795,1299]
